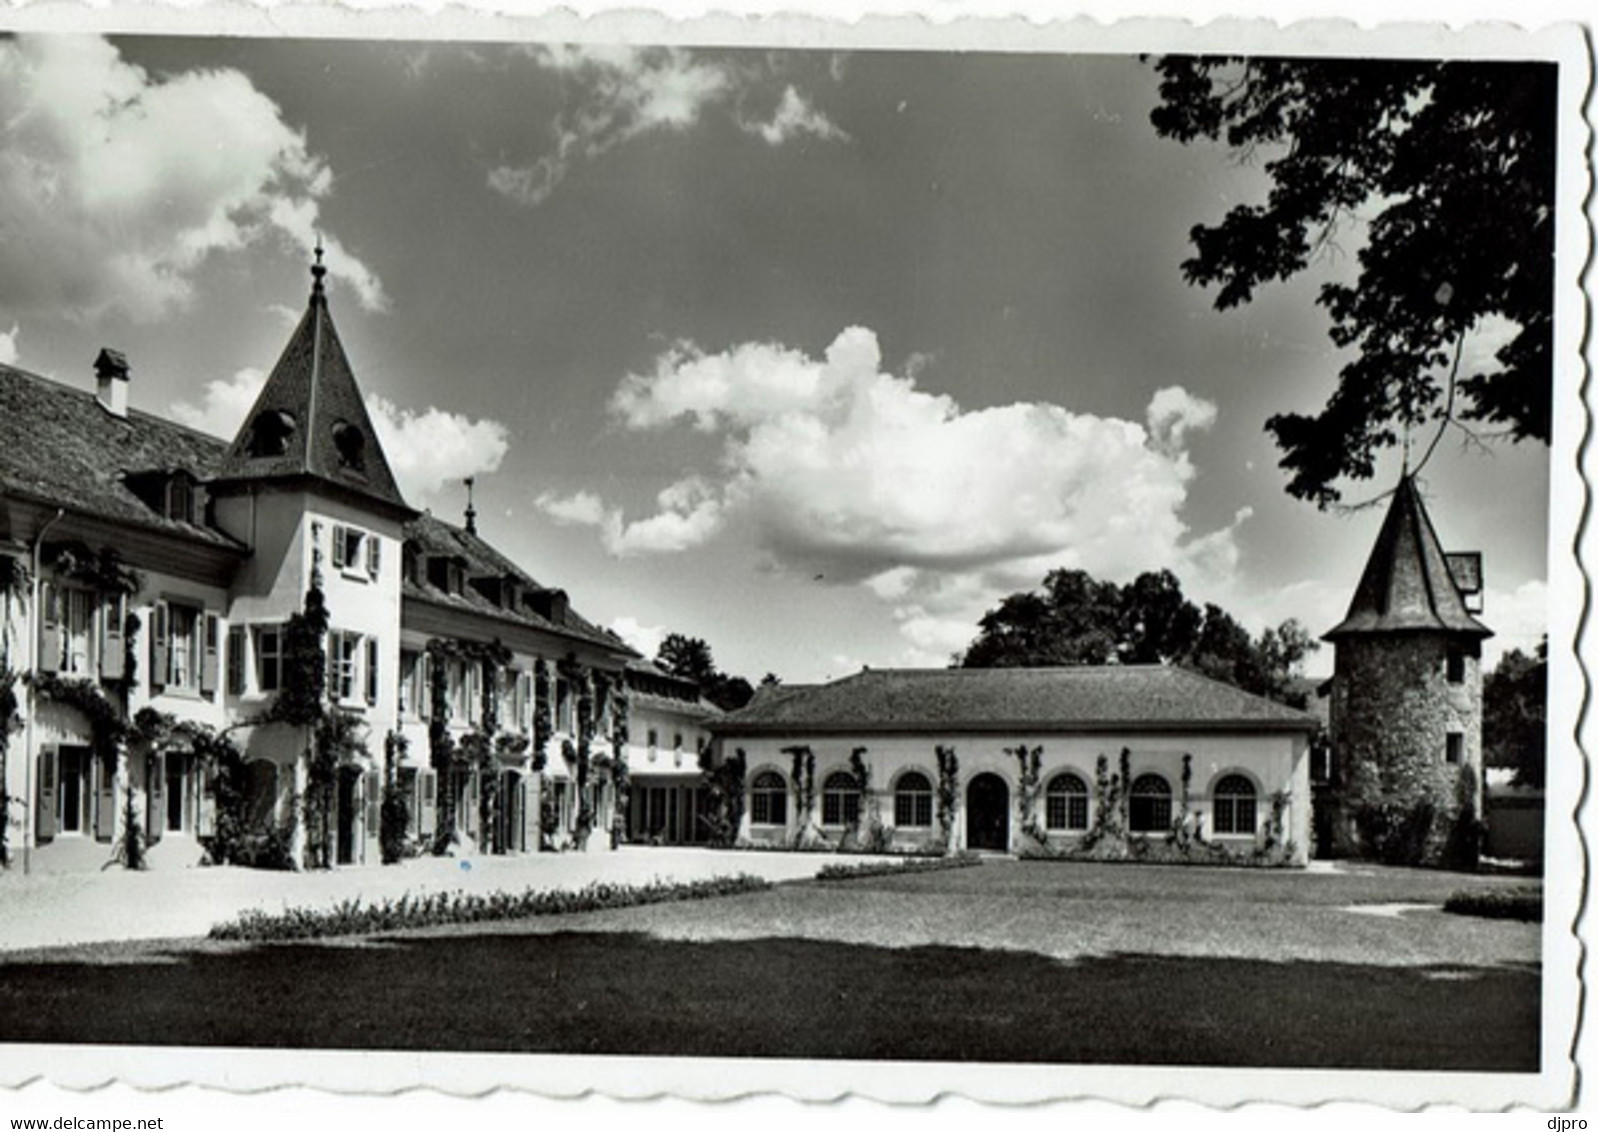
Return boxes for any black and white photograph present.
[0,6,1586,1118]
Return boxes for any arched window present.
[331,420,366,472]
[246,409,296,458]
[894,771,933,828]
[1212,774,1258,835]
[1045,772,1090,831]
[1128,774,1172,833]
[821,771,860,827]
[750,771,787,826]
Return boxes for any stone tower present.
[1324,475,1492,866]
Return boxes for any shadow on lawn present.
[0,931,1538,1071]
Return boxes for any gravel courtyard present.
[0,845,877,951]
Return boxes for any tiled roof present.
[715,665,1317,735]
[0,364,244,550]
[1324,475,1492,640]
[212,274,411,517]
[625,657,724,718]
[401,511,636,656]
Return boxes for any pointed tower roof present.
[210,250,414,520]
[1324,475,1492,640]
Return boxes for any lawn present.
[0,860,1540,1070]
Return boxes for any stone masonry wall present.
[1329,633,1484,866]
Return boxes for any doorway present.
[336,767,360,865]
[966,773,1010,852]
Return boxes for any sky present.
[0,33,1553,683]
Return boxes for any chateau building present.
[0,257,710,874]
[1322,475,1492,866]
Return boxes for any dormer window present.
[164,474,195,524]
[331,420,366,473]
[246,409,297,458]
[426,555,465,596]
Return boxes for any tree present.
[1483,641,1547,789]
[655,633,755,712]
[961,567,1316,706]
[1150,57,1556,506]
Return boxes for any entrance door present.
[966,773,1010,852]
[336,768,359,865]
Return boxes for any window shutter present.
[332,527,346,570]
[419,769,437,839]
[35,746,57,841]
[200,613,220,695]
[327,633,340,700]
[365,769,380,836]
[149,602,169,690]
[197,763,217,838]
[465,771,479,838]
[144,753,165,844]
[520,774,532,852]
[99,595,126,681]
[226,626,246,696]
[37,581,61,673]
[365,638,379,706]
[367,537,381,580]
[95,752,117,842]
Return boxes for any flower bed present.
[1442,885,1542,923]
[815,853,983,882]
[209,873,773,942]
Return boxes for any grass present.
[0,860,1541,1070]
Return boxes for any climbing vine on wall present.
[0,664,21,869]
[532,658,552,773]
[1008,744,1046,849]
[847,747,889,852]
[783,744,820,848]
[698,745,746,847]
[381,730,412,865]
[608,675,630,848]
[934,745,960,855]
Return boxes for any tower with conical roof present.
[1324,475,1492,866]
[206,250,416,869]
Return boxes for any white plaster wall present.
[725,730,1311,864]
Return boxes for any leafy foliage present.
[963,567,1316,705]
[698,745,746,847]
[655,633,755,711]
[934,745,960,854]
[784,744,821,848]
[1483,641,1547,789]
[0,663,20,868]
[1442,885,1542,922]
[381,731,413,865]
[1149,56,1556,505]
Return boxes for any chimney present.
[94,348,130,418]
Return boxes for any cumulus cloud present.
[169,370,509,501]
[171,368,268,437]
[0,35,384,321]
[565,326,1238,658]
[365,396,511,501]
[488,45,846,207]
[740,86,851,146]
[538,475,724,556]
[1482,578,1547,668]
[609,615,666,658]
[0,323,19,366]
